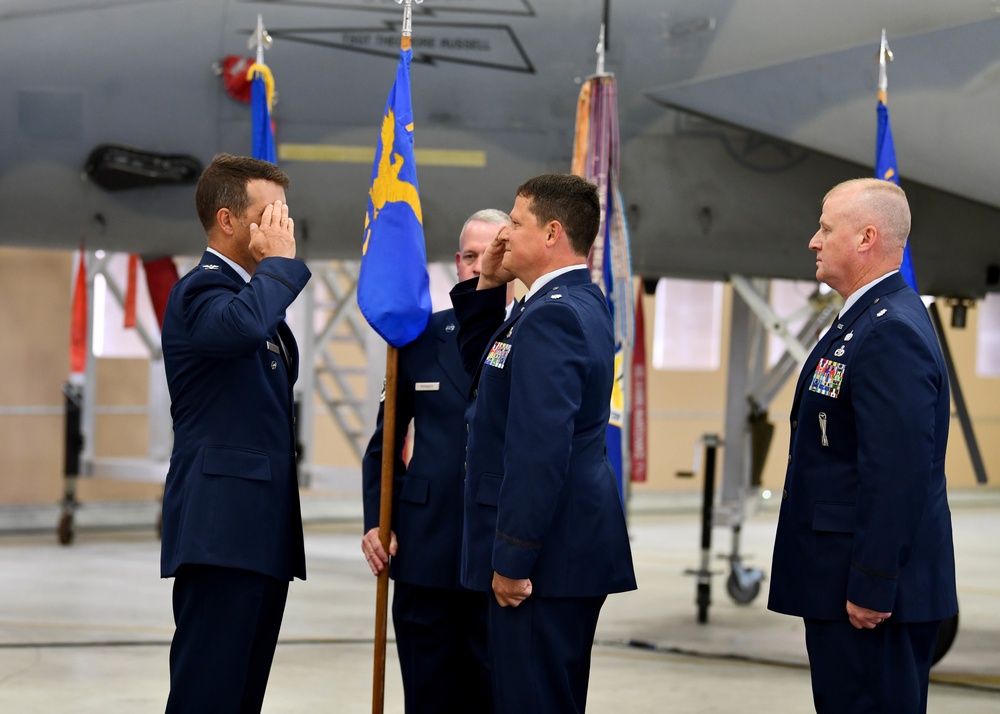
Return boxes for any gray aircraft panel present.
[1,0,998,298]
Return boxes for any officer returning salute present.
[361,209,514,713]
[451,174,637,714]
[768,178,957,714]
[160,154,311,713]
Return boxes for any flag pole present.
[251,13,272,66]
[370,9,422,713]
[372,344,399,714]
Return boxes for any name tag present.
[266,341,280,354]
[809,358,845,398]
[415,382,440,392]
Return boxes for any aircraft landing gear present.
[722,524,764,606]
[57,511,74,545]
[684,435,722,623]
[57,477,78,546]
[60,383,83,546]
[686,435,765,622]
[726,560,763,605]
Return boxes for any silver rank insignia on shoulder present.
[506,326,514,338]
[203,264,220,270]
[877,308,888,317]
[551,294,563,299]
[834,346,845,357]
[445,323,456,333]
[844,331,854,341]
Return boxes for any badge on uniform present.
[809,358,845,398]
[485,340,512,369]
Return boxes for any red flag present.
[124,253,139,328]
[70,250,88,375]
[142,257,179,329]
[630,291,648,482]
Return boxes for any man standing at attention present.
[360,209,513,713]
[769,178,957,713]
[451,174,636,714]
[160,154,311,713]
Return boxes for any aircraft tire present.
[57,512,74,546]
[726,570,761,605]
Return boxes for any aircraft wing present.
[1,1,998,298]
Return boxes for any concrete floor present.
[1,489,998,713]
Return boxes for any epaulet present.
[869,295,889,319]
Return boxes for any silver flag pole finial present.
[877,28,893,98]
[397,0,424,38]
[249,14,273,66]
[596,24,606,76]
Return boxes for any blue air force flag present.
[358,44,432,348]
[248,63,276,163]
[876,100,917,292]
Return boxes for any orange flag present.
[70,249,87,375]
[124,253,139,328]
[630,291,648,482]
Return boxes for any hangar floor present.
[0,489,997,713]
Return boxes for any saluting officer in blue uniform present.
[451,174,637,714]
[768,178,957,713]
[160,154,311,713]
[361,209,513,713]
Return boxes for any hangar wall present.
[1,246,997,512]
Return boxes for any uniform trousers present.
[166,564,289,714]
[804,617,940,714]
[488,593,606,714]
[392,581,492,714]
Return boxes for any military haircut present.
[195,153,290,233]
[516,174,600,256]
[459,208,510,245]
[826,177,911,249]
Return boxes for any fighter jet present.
[2,0,999,299]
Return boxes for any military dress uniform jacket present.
[361,308,472,589]
[160,252,311,582]
[768,272,957,622]
[450,271,637,597]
